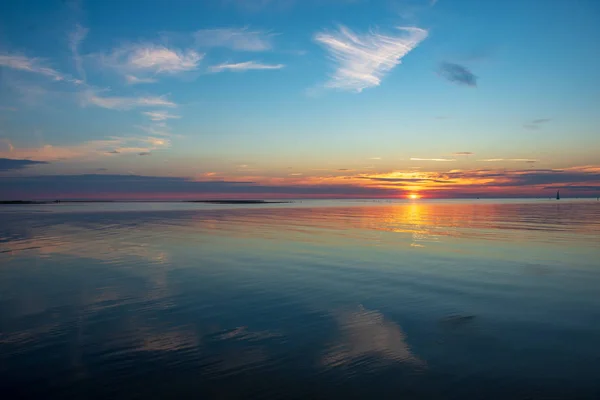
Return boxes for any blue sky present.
[1,0,599,199]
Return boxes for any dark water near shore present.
[1,199,599,399]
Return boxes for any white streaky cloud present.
[102,44,202,80]
[478,158,540,162]
[142,110,181,121]
[126,45,202,73]
[314,25,428,92]
[194,27,274,51]
[125,75,158,85]
[0,54,68,82]
[83,91,176,110]
[209,61,284,72]
[69,24,89,80]
[410,157,456,162]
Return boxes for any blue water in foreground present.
[1,199,599,399]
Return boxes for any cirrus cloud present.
[0,54,81,84]
[82,91,176,110]
[194,27,275,51]
[209,61,285,72]
[142,110,181,121]
[314,25,428,92]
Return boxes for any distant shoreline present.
[0,200,292,205]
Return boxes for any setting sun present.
[408,193,420,199]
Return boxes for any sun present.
[408,193,420,200]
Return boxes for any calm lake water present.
[1,199,599,399]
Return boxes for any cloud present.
[125,45,202,73]
[410,157,456,162]
[0,54,77,83]
[438,62,477,87]
[361,176,453,184]
[100,44,202,82]
[125,75,158,85]
[136,124,172,137]
[544,185,600,191]
[69,24,89,81]
[0,106,17,112]
[0,158,48,171]
[453,152,473,156]
[523,118,551,130]
[0,174,401,199]
[194,27,274,51]
[142,110,181,121]
[314,25,428,92]
[138,152,151,156]
[0,139,14,152]
[0,136,171,162]
[3,165,600,199]
[355,165,600,197]
[83,91,176,110]
[478,158,539,163]
[209,61,285,72]
[532,118,551,124]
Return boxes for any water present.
[1,199,599,399]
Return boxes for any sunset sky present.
[1,0,599,199]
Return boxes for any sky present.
[0,0,599,200]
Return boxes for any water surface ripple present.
[1,200,599,399]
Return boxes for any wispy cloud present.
[125,75,158,85]
[101,44,202,83]
[314,25,428,92]
[0,135,171,162]
[136,124,173,137]
[126,45,202,73]
[209,61,284,72]
[453,152,473,156]
[142,110,181,121]
[83,91,176,110]
[0,54,81,84]
[411,157,456,162]
[478,158,539,163]
[523,118,551,130]
[194,27,274,51]
[69,24,89,81]
[138,152,151,156]
[438,62,477,87]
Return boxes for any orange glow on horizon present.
[408,193,420,199]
